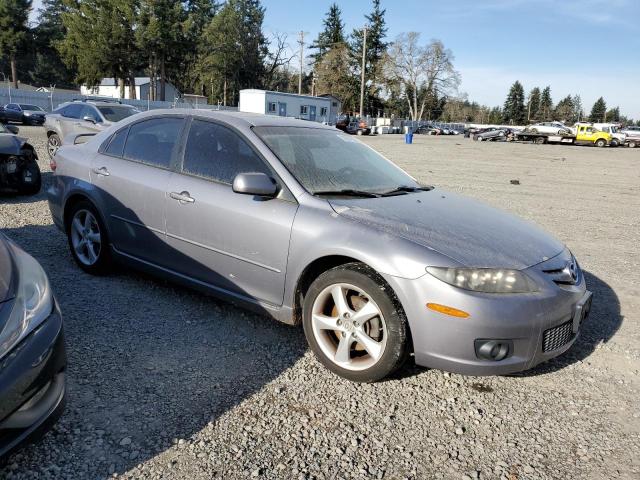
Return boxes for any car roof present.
[129,108,337,130]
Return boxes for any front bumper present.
[0,301,66,458]
[24,116,45,125]
[386,254,590,376]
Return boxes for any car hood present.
[329,189,564,269]
[0,133,27,155]
[0,236,14,303]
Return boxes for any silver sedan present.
[47,110,592,382]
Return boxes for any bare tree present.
[263,32,297,90]
[383,33,460,120]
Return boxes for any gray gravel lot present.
[1,126,639,479]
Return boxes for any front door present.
[278,102,287,117]
[309,105,316,122]
[164,118,298,306]
[91,116,185,264]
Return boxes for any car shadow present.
[0,172,53,203]
[1,220,307,476]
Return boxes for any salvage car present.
[2,104,47,126]
[0,123,42,195]
[44,100,140,158]
[48,110,592,382]
[0,233,66,457]
[525,121,572,135]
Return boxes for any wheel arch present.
[62,192,109,238]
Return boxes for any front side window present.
[183,119,271,184]
[63,104,84,119]
[123,117,183,168]
[97,105,140,122]
[254,126,419,195]
[19,104,44,111]
[80,105,101,123]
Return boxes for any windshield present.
[254,126,420,195]
[97,105,140,122]
[19,104,44,111]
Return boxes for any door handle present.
[92,166,110,177]
[170,191,195,204]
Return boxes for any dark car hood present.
[0,133,27,155]
[0,236,14,303]
[329,189,564,269]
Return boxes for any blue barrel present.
[405,132,413,144]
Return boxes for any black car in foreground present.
[0,234,66,458]
[0,124,42,195]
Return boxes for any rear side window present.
[182,119,271,184]
[105,128,128,157]
[123,117,183,169]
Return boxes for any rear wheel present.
[530,128,539,133]
[47,133,61,159]
[628,141,637,148]
[302,263,409,382]
[534,137,546,145]
[595,139,606,147]
[66,201,111,275]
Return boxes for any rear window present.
[97,105,140,122]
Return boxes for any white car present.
[526,121,572,135]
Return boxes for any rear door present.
[164,118,298,306]
[91,115,185,264]
[5,104,21,122]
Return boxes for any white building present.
[239,89,340,124]
[81,77,181,101]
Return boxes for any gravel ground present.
[1,126,639,480]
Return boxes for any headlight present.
[426,267,538,293]
[23,112,32,116]
[0,244,53,359]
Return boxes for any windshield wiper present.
[313,189,380,198]
[380,185,434,197]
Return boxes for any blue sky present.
[30,0,640,118]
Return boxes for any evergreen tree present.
[527,87,540,121]
[539,86,553,120]
[488,106,503,124]
[350,0,388,114]
[31,0,76,88]
[310,3,345,63]
[553,95,574,122]
[503,81,525,124]
[589,97,607,122]
[198,0,267,105]
[0,0,32,88]
[605,106,620,122]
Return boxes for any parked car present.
[415,125,437,135]
[2,104,47,126]
[44,100,140,158]
[620,125,640,147]
[0,106,8,124]
[525,121,572,135]
[474,128,507,141]
[345,119,371,135]
[591,123,626,147]
[0,123,42,195]
[48,110,591,382]
[0,233,66,457]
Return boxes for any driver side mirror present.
[6,125,19,135]
[82,116,96,124]
[232,172,278,197]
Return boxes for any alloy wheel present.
[70,209,102,266]
[310,283,387,371]
[48,135,61,158]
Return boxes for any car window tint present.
[63,104,84,119]
[183,120,270,184]
[123,117,183,168]
[105,128,128,157]
[81,105,101,122]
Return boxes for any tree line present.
[0,0,637,125]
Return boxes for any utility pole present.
[359,25,367,118]
[298,31,305,95]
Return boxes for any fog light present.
[474,339,513,361]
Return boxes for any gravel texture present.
[1,126,639,479]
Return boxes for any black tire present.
[595,139,606,147]
[18,161,42,195]
[534,137,546,145]
[302,263,409,382]
[66,200,112,275]
[628,141,637,148]
[47,133,61,159]
[610,140,619,147]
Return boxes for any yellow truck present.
[516,124,612,146]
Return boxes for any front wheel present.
[47,133,61,159]
[302,263,409,382]
[595,139,607,147]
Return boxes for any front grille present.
[542,320,574,352]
